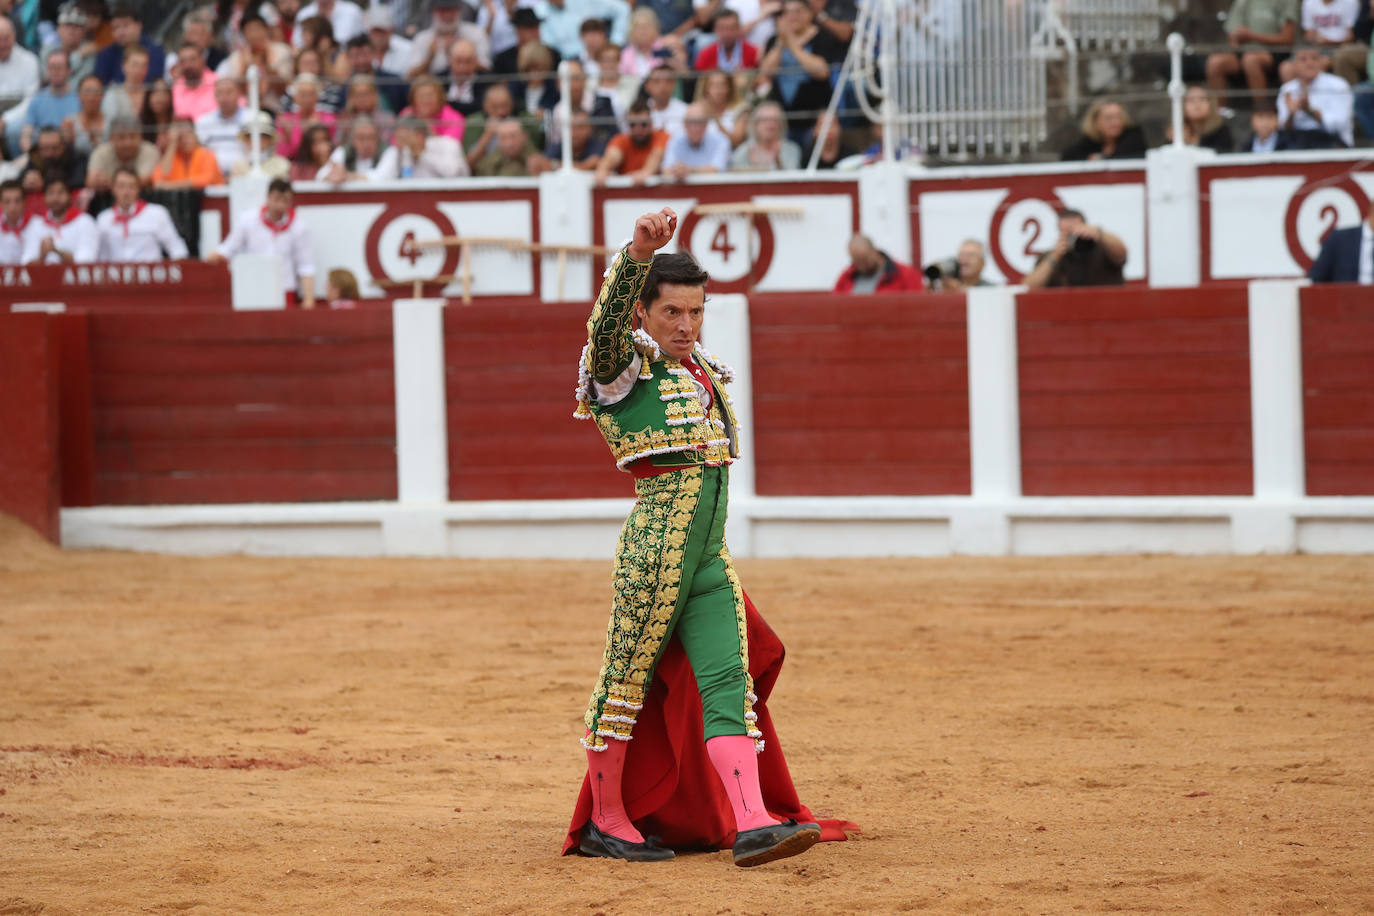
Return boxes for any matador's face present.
[636,283,705,362]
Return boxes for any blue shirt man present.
[536,0,630,59]
[93,5,167,85]
[13,49,79,154]
[662,103,731,179]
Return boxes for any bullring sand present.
[1,514,1370,913]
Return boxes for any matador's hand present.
[627,207,677,262]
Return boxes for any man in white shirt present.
[369,116,469,179]
[1277,44,1355,148]
[96,169,190,262]
[1302,0,1360,43]
[294,0,366,48]
[477,0,538,57]
[643,64,687,136]
[0,18,40,105]
[366,6,413,74]
[406,0,492,78]
[195,78,250,174]
[24,175,98,265]
[207,178,318,308]
[0,178,35,264]
[318,115,382,181]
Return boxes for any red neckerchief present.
[261,206,295,235]
[43,206,84,228]
[0,212,29,235]
[112,200,147,238]
[681,355,713,411]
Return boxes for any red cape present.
[562,590,858,853]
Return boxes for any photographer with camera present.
[925,239,993,292]
[1024,208,1127,289]
[833,233,923,294]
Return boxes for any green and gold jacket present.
[573,246,740,471]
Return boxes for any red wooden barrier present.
[83,310,397,504]
[749,292,971,496]
[1018,286,1253,496]
[0,313,61,539]
[0,261,231,311]
[444,301,629,500]
[1301,285,1374,496]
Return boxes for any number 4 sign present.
[677,203,784,292]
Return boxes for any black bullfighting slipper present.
[578,821,675,862]
[732,819,822,867]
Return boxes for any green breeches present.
[582,465,760,751]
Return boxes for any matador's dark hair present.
[640,251,709,309]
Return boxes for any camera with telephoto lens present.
[924,258,959,289]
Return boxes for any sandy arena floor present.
[0,515,1371,914]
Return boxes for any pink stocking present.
[705,735,779,833]
[585,739,644,843]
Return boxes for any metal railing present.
[1057,0,1165,51]
[819,0,1050,161]
[814,0,1165,163]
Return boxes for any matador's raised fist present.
[627,207,678,261]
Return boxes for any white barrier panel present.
[202,155,1373,295]
[911,161,1148,284]
[229,254,284,310]
[1201,151,1374,281]
[597,181,857,294]
[62,497,1374,558]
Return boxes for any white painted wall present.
[1145,145,1206,287]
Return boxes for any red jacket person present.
[833,233,923,293]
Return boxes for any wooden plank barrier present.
[0,261,231,311]
[1017,285,1253,496]
[83,310,398,504]
[1300,284,1374,496]
[443,301,629,501]
[748,291,972,496]
[0,313,61,539]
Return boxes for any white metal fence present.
[1058,0,1165,50]
[821,0,1162,162]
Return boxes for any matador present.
[565,207,845,866]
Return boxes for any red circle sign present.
[677,206,776,292]
[987,189,1067,282]
[1283,177,1369,271]
[364,202,461,298]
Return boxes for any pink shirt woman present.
[276,73,337,158]
[399,77,465,141]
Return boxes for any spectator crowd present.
[0,0,870,221]
[0,0,1366,285]
[1064,0,1374,159]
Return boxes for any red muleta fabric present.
[562,589,859,854]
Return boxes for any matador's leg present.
[582,468,713,850]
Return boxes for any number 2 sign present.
[987,190,1067,282]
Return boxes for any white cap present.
[364,4,393,30]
